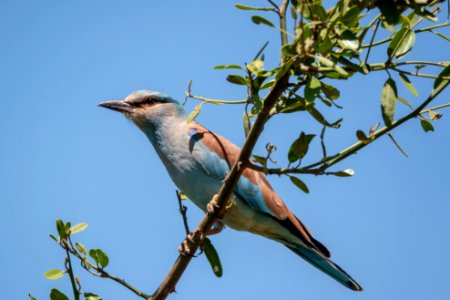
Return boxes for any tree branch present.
[151,72,291,300]
[361,22,450,48]
[63,241,80,300]
[56,238,150,299]
[151,2,292,296]
[245,82,450,176]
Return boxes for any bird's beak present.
[99,100,133,113]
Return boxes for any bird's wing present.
[187,122,330,257]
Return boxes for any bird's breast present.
[149,121,222,208]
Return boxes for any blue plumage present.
[99,90,362,291]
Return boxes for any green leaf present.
[398,96,413,110]
[70,223,88,235]
[84,293,102,300]
[49,234,59,243]
[76,242,87,256]
[50,289,69,300]
[288,132,315,163]
[337,30,360,51]
[177,192,189,200]
[356,130,371,144]
[89,249,109,269]
[186,102,204,123]
[56,219,70,240]
[320,82,340,100]
[433,65,450,94]
[309,77,321,89]
[399,73,418,96]
[388,27,416,60]
[253,41,269,61]
[316,55,350,77]
[334,54,363,75]
[235,4,275,11]
[289,176,309,193]
[381,78,398,126]
[276,59,293,79]
[305,3,327,21]
[304,77,321,101]
[304,101,341,128]
[387,134,409,157]
[279,97,306,113]
[44,269,65,280]
[251,15,274,27]
[214,64,242,70]
[243,112,251,137]
[317,36,333,55]
[378,1,400,25]
[333,169,355,177]
[290,5,297,20]
[420,120,434,132]
[226,74,247,85]
[260,79,275,90]
[247,60,264,75]
[252,154,267,166]
[203,238,223,277]
[396,30,415,59]
[341,6,362,27]
[249,95,262,116]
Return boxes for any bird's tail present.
[286,245,363,291]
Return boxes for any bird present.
[99,90,363,291]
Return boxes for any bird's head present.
[99,90,185,131]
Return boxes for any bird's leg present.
[178,229,201,257]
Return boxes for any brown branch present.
[151,73,290,300]
[151,2,290,298]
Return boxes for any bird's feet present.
[178,222,224,256]
[178,229,201,257]
[207,195,220,216]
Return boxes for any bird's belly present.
[170,169,222,209]
[162,156,294,242]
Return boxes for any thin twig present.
[421,102,450,113]
[392,68,450,80]
[393,61,448,68]
[246,82,449,176]
[63,241,80,300]
[176,191,191,235]
[320,126,327,159]
[364,19,381,65]
[187,94,247,105]
[361,22,450,48]
[57,238,150,299]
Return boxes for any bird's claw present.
[207,195,220,215]
[178,230,200,257]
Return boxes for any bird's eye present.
[142,97,159,105]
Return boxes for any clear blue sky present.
[1,1,449,299]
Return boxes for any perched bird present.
[99,90,362,291]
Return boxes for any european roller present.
[99,90,362,291]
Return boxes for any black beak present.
[99,100,133,113]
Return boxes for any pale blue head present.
[99,90,185,132]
